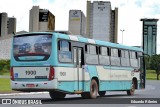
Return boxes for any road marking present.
[126,106,137,107]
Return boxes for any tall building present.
[140,18,159,56]
[110,8,118,43]
[68,10,86,36]
[86,1,118,43]
[29,6,55,32]
[0,13,8,36]
[7,17,16,34]
[0,13,16,36]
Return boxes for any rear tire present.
[90,79,98,99]
[49,91,66,99]
[127,80,135,95]
[81,79,98,99]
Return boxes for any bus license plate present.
[26,84,35,88]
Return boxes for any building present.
[0,13,16,37]
[110,8,118,43]
[7,17,16,34]
[29,6,55,32]
[86,1,118,43]
[140,18,159,56]
[0,31,27,59]
[0,13,8,36]
[68,10,86,36]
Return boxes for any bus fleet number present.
[60,72,66,76]
[26,70,36,75]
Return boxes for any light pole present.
[120,29,125,44]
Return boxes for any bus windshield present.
[13,34,52,61]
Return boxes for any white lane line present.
[0,92,49,96]
[126,106,137,107]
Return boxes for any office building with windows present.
[140,18,159,56]
[0,13,8,36]
[86,1,118,43]
[29,6,55,32]
[68,10,86,36]
[8,17,16,34]
[0,12,16,37]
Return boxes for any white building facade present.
[0,35,12,59]
[0,12,16,37]
[68,10,86,36]
[86,1,118,43]
[29,6,55,32]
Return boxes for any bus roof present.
[56,33,143,52]
[14,32,143,52]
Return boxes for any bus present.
[10,32,146,99]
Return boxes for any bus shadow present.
[41,94,132,104]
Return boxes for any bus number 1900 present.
[26,70,36,75]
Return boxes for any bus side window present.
[121,50,130,67]
[58,40,72,63]
[130,51,138,67]
[111,48,120,66]
[99,46,110,65]
[85,44,98,64]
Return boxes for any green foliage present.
[144,56,150,69]
[149,54,160,71]
[0,59,10,73]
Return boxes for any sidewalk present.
[0,91,48,96]
[0,75,10,78]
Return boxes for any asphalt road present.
[0,80,160,107]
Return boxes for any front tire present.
[49,91,66,99]
[127,80,135,95]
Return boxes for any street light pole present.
[120,29,125,44]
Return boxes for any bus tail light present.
[49,66,54,80]
[10,67,14,81]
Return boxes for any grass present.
[146,70,159,80]
[0,78,12,93]
[0,71,10,76]
[0,71,12,93]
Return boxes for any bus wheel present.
[127,80,135,95]
[49,91,66,99]
[90,79,98,99]
[99,91,106,97]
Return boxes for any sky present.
[0,0,160,54]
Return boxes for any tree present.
[150,54,160,80]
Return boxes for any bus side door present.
[73,47,84,92]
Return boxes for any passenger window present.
[58,40,72,63]
[130,51,138,67]
[111,48,120,66]
[85,44,98,64]
[121,50,130,67]
[99,46,110,65]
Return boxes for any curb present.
[0,92,48,96]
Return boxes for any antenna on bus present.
[13,32,15,36]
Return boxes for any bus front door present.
[73,47,84,93]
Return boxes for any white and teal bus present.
[10,32,146,99]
